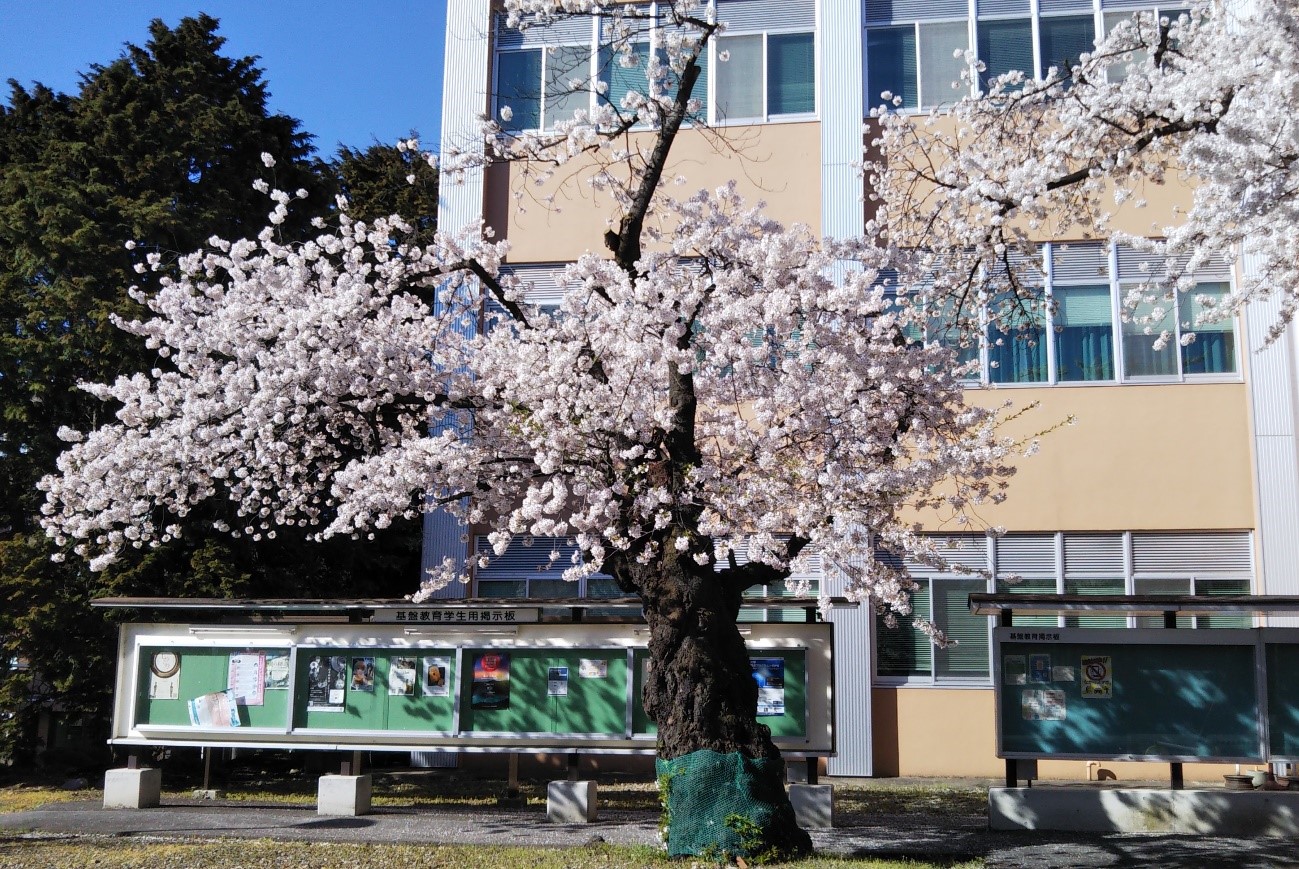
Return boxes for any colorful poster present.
[548,666,569,696]
[1081,655,1113,698]
[187,689,240,727]
[1002,655,1026,686]
[350,657,376,693]
[227,652,266,706]
[149,650,181,700]
[751,658,785,717]
[389,657,417,696]
[422,656,450,697]
[471,652,510,709]
[264,652,290,690]
[1028,654,1052,684]
[578,658,607,679]
[306,655,347,712]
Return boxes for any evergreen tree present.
[0,15,422,766]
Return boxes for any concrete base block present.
[789,783,834,828]
[548,779,598,823]
[103,767,161,809]
[990,786,1299,836]
[317,774,372,816]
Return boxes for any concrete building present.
[431,0,1299,779]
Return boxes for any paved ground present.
[4,792,1299,867]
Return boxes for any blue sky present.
[0,0,447,158]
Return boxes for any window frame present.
[711,26,818,125]
[493,42,597,133]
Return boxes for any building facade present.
[433,0,1299,778]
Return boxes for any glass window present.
[1038,15,1094,82]
[1196,578,1251,629]
[600,40,650,114]
[977,18,1033,89]
[918,21,970,107]
[988,293,1047,383]
[1121,293,1178,377]
[934,578,991,678]
[1178,282,1235,375]
[997,575,1058,627]
[768,32,815,115]
[717,34,764,119]
[1054,285,1115,381]
[867,26,918,109]
[876,580,932,677]
[1134,577,1193,628]
[1063,576,1125,628]
[544,45,594,128]
[497,50,543,131]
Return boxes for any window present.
[1053,285,1115,382]
[1103,6,1190,83]
[473,536,616,599]
[906,242,1237,385]
[976,18,1033,89]
[495,45,594,131]
[987,292,1048,384]
[716,31,815,121]
[867,21,967,110]
[1121,281,1235,378]
[1038,15,1094,82]
[877,531,1256,685]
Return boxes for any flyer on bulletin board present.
[471,652,510,709]
[227,651,266,706]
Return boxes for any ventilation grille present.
[497,13,593,48]
[996,534,1056,574]
[865,0,971,25]
[1051,243,1110,283]
[1131,532,1253,575]
[717,0,815,31]
[1063,533,1125,574]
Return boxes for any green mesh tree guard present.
[657,749,812,860]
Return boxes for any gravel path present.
[4,798,1299,867]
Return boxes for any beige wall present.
[485,122,822,263]
[906,383,1255,533]
[874,686,1249,783]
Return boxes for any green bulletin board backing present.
[631,649,808,740]
[997,638,1261,760]
[1266,644,1299,758]
[292,650,456,732]
[459,649,627,734]
[135,647,289,728]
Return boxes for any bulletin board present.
[135,646,290,729]
[995,628,1262,761]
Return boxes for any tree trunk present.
[620,545,812,860]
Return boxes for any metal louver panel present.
[1131,532,1253,575]
[1063,533,1125,573]
[717,0,815,31]
[977,0,1031,17]
[1051,243,1110,283]
[904,534,989,573]
[864,0,970,25]
[474,535,608,580]
[1101,0,1159,9]
[1040,0,1095,12]
[499,262,568,304]
[497,12,593,48]
[995,534,1056,574]
[1116,245,1232,282]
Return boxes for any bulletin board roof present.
[91,595,856,621]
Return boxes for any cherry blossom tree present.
[869,0,1298,344]
[38,1,1025,858]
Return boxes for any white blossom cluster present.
[870,0,1299,342]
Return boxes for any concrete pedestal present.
[103,767,161,809]
[547,779,598,823]
[789,783,834,828]
[317,774,372,816]
[990,786,1299,835]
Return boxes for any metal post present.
[806,758,819,786]
[567,753,580,781]
[127,751,140,770]
[507,752,520,794]
[1000,609,1013,628]
[203,747,213,790]
[1170,762,1184,790]
[1005,758,1015,788]
[1163,611,1177,629]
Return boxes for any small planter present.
[1223,774,1255,790]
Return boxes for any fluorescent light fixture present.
[403,627,518,636]
[188,625,297,637]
